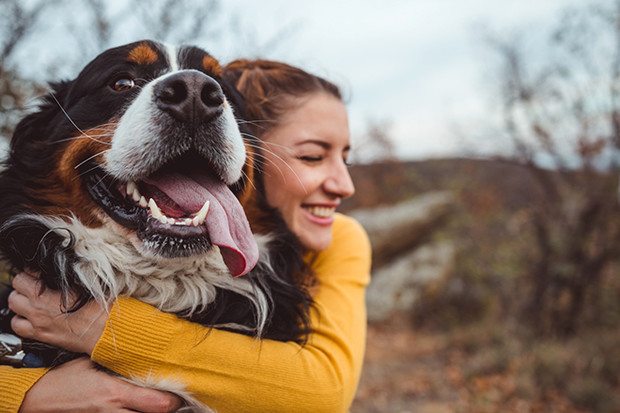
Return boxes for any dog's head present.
[3,40,259,277]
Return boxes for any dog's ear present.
[219,78,246,119]
[10,80,73,154]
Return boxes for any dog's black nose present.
[154,71,224,123]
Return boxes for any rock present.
[348,191,458,323]
[366,240,456,323]
[349,191,455,268]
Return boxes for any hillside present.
[341,158,541,213]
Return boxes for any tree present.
[483,0,620,335]
[0,0,231,141]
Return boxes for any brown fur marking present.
[30,125,116,227]
[202,55,222,77]
[128,44,159,65]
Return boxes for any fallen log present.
[349,191,455,269]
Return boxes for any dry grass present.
[353,317,620,413]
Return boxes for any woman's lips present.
[302,204,337,225]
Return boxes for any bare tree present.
[351,118,398,164]
[0,0,55,139]
[0,0,234,141]
[483,0,620,335]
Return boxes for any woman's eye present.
[299,155,323,163]
[111,78,135,92]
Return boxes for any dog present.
[0,40,313,409]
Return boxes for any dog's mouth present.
[81,154,258,277]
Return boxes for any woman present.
[1,59,371,413]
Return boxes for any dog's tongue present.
[143,171,258,277]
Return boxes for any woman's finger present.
[12,272,41,298]
[7,288,31,317]
[10,314,35,338]
[122,386,184,412]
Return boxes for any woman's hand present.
[20,357,183,413]
[8,271,107,355]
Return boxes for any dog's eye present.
[112,78,135,92]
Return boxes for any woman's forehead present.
[267,94,349,146]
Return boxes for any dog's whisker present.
[74,149,110,172]
[92,171,114,188]
[236,119,275,129]
[244,143,296,178]
[259,142,308,193]
[252,151,307,194]
[55,133,114,144]
[74,160,112,181]
[49,93,114,146]
[240,169,257,192]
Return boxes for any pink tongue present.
[143,171,259,277]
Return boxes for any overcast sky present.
[206,0,588,161]
[7,0,592,161]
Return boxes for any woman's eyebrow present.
[296,139,331,149]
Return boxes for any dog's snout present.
[154,71,224,123]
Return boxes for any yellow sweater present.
[0,214,371,412]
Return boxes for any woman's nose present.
[324,160,355,199]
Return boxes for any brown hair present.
[223,59,342,138]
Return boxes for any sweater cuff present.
[0,367,50,413]
[92,297,178,378]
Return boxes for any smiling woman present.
[260,92,355,251]
[226,58,356,252]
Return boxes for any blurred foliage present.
[478,0,620,336]
[347,154,620,410]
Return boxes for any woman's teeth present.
[303,205,335,218]
[126,181,210,227]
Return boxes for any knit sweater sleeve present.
[0,367,49,413]
[91,214,371,413]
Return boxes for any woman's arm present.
[0,366,48,413]
[6,358,181,413]
[93,214,371,412]
[7,214,370,413]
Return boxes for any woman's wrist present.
[71,299,109,355]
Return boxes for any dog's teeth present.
[148,197,209,227]
[126,181,137,196]
[148,198,163,219]
[132,188,141,203]
[139,196,148,208]
[126,181,142,203]
[192,200,210,226]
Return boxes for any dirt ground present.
[351,320,462,413]
[350,319,594,413]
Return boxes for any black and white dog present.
[0,40,312,409]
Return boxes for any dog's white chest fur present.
[28,214,267,318]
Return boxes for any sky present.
[207,0,588,161]
[4,0,592,162]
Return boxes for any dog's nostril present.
[159,80,188,105]
[202,86,223,108]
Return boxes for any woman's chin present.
[297,224,333,252]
